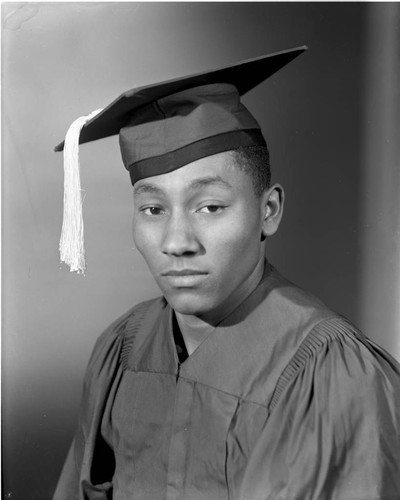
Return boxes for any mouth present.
[161,269,208,287]
[162,269,208,277]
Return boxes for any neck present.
[175,256,265,355]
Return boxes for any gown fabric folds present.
[53,265,400,500]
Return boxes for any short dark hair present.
[229,145,271,196]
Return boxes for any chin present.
[164,290,217,317]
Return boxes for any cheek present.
[132,220,144,253]
[132,220,159,264]
[206,210,262,262]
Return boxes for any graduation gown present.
[53,265,400,500]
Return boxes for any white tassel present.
[59,109,103,274]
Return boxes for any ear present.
[260,184,285,238]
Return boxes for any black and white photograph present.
[2,2,400,499]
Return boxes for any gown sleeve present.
[52,306,138,500]
[239,317,400,500]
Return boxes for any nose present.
[162,212,201,257]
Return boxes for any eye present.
[197,205,226,214]
[141,206,165,216]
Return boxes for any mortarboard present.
[56,45,307,274]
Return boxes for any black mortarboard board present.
[55,45,307,154]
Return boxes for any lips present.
[160,269,209,288]
[162,269,208,277]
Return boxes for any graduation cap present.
[56,45,307,274]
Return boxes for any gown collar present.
[124,261,335,404]
[126,261,283,390]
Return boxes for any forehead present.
[133,151,251,195]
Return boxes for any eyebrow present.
[133,183,164,196]
[188,175,233,191]
[134,175,233,196]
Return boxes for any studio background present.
[2,3,399,498]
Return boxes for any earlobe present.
[261,184,285,238]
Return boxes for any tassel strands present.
[59,109,103,274]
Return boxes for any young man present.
[53,48,400,499]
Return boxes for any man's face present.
[132,151,267,319]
